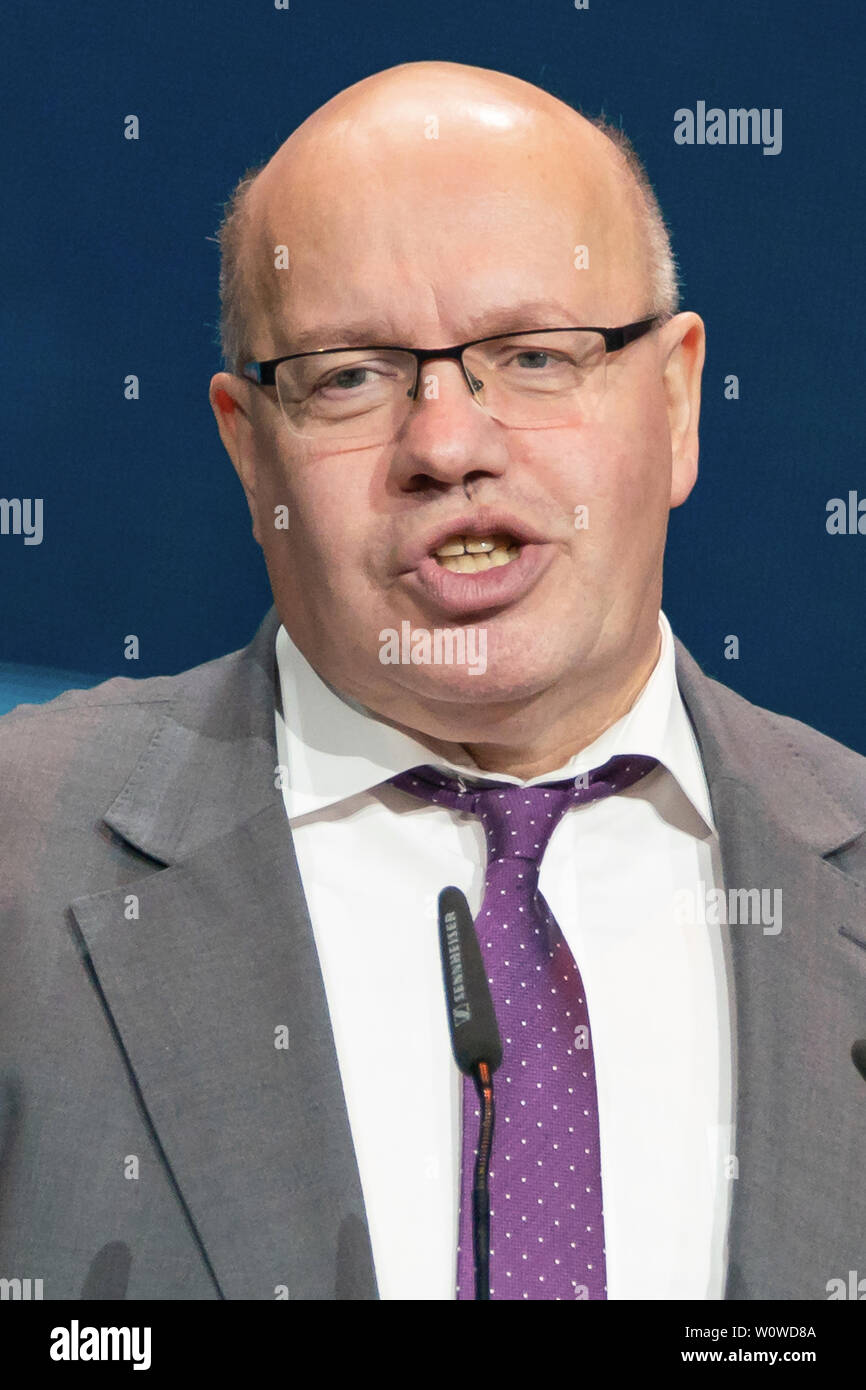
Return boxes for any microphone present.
[439,886,503,1074]
[438,886,503,1301]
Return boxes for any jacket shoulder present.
[707,667,864,767]
[0,636,259,821]
[675,642,866,823]
[0,639,248,725]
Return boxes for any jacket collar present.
[101,606,284,865]
[105,607,864,869]
[672,637,863,858]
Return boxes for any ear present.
[659,312,705,508]
[208,372,263,545]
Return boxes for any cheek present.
[591,383,673,509]
[255,446,384,603]
[515,406,670,529]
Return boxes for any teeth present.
[437,542,521,574]
[451,553,479,573]
[433,532,520,571]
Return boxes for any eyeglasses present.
[241,317,659,443]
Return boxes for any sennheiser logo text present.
[379,621,487,676]
[675,103,782,156]
[444,909,470,1023]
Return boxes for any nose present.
[389,358,508,493]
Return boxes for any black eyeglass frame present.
[241,316,661,394]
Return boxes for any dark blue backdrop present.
[2,0,863,749]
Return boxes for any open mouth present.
[432,533,522,573]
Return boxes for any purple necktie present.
[391,753,658,1300]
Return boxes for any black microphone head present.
[438,886,503,1074]
[852,1039,866,1083]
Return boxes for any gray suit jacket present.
[0,605,864,1300]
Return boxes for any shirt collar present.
[274,610,715,833]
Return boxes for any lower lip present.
[407,544,553,618]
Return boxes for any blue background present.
[2,0,863,749]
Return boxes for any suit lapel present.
[674,640,866,1299]
[69,608,378,1300]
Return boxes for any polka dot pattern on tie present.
[391,754,658,1300]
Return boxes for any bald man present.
[1,62,864,1303]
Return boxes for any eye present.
[314,366,370,393]
[492,344,575,374]
[496,347,575,377]
[512,350,557,370]
[311,359,402,396]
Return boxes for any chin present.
[391,657,559,709]
[371,602,571,691]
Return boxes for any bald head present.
[217,62,677,371]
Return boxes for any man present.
[1,61,864,1302]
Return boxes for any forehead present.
[245,93,646,352]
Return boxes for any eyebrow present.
[278,302,588,354]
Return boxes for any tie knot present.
[390,753,658,865]
[472,784,575,864]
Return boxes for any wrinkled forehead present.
[241,77,648,355]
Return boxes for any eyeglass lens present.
[273,330,608,440]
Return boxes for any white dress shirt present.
[274,610,734,1300]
